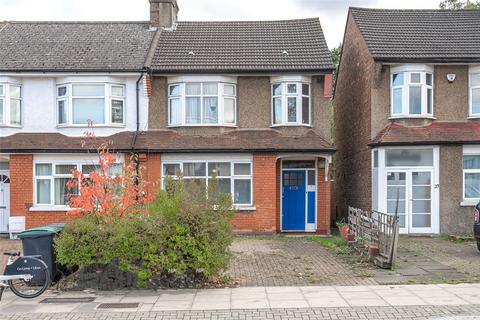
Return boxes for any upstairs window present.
[0,83,22,126]
[272,82,311,125]
[56,83,125,126]
[168,82,236,126]
[470,69,480,117]
[391,66,433,118]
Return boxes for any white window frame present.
[469,66,480,118]
[56,82,126,127]
[161,156,253,208]
[0,81,22,127]
[390,65,434,118]
[271,80,311,126]
[167,82,237,127]
[32,155,124,210]
[463,146,480,203]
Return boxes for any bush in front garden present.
[54,173,235,289]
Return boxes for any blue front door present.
[282,170,306,231]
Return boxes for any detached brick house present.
[0,0,335,234]
[334,8,480,235]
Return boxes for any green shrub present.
[54,177,235,288]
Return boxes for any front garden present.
[53,146,235,290]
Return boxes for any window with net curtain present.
[168,82,236,126]
[391,69,433,117]
[272,82,310,125]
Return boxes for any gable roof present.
[350,8,480,63]
[0,21,156,72]
[151,18,333,73]
[371,121,480,146]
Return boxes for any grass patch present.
[307,236,354,256]
[438,234,474,243]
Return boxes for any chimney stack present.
[149,0,179,28]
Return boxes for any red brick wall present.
[333,13,375,221]
[232,153,279,233]
[139,153,161,193]
[316,163,332,235]
[9,154,70,229]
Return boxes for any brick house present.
[0,0,335,234]
[334,8,480,235]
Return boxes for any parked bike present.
[0,251,50,300]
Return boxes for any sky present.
[0,0,443,49]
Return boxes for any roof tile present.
[350,8,480,62]
[151,19,333,72]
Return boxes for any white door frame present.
[376,146,440,234]
[279,159,318,233]
[0,170,10,233]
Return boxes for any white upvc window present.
[391,65,433,118]
[469,67,480,117]
[463,152,480,201]
[56,83,125,126]
[162,160,253,207]
[271,82,311,126]
[34,160,123,208]
[168,82,236,126]
[0,82,22,126]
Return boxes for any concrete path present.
[2,283,480,314]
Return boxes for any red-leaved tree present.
[65,126,156,218]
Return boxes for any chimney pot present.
[149,0,179,28]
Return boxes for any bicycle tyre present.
[8,257,50,299]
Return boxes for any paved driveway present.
[227,236,376,286]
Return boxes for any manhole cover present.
[40,297,96,303]
[97,303,139,309]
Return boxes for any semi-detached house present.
[0,0,335,234]
[334,8,480,235]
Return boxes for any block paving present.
[228,236,376,286]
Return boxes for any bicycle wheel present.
[7,257,50,299]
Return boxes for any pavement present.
[2,283,480,318]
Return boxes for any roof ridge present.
[5,20,150,24]
[350,7,480,12]
[177,17,320,24]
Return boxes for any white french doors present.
[386,169,434,234]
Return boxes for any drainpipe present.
[132,68,148,183]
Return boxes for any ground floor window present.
[162,156,253,207]
[463,147,480,201]
[33,156,123,208]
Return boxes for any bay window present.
[391,65,433,118]
[34,160,123,208]
[56,83,125,126]
[0,83,22,126]
[162,160,253,206]
[272,82,311,125]
[470,68,480,117]
[168,82,236,126]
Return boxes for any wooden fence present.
[348,207,399,269]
